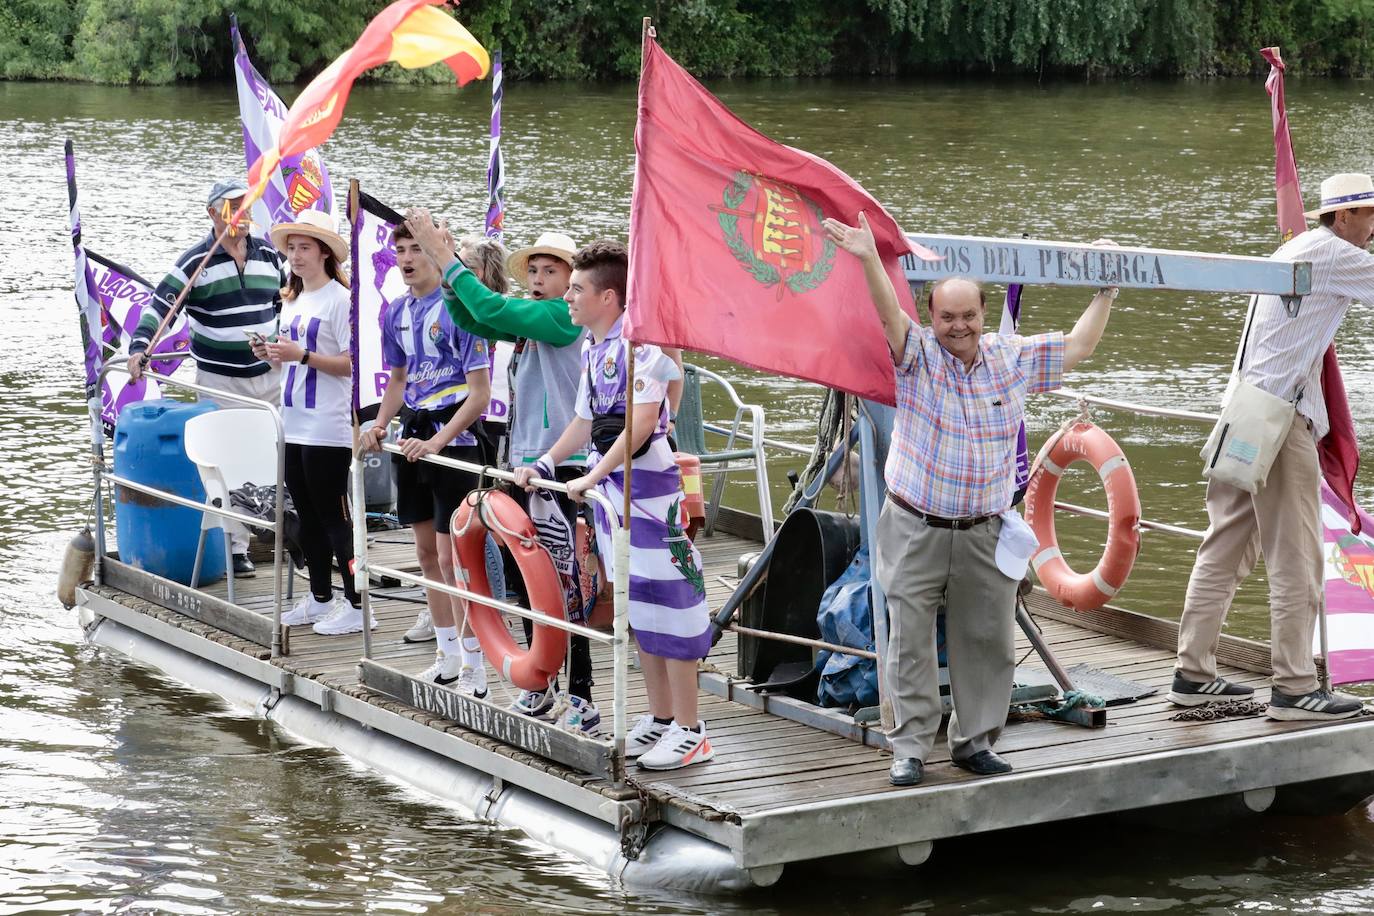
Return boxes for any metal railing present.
[87,352,632,769]
[1042,386,1216,541]
[684,363,775,535]
[91,355,290,656]
[1040,384,1331,689]
[356,443,632,764]
[709,383,1227,665]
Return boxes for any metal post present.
[1319,592,1332,693]
[269,409,286,658]
[346,178,371,660]
[89,401,107,585]
[856,402,894,731]
[613,328,637,777]
[353,443,373,659]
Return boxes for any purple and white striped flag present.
[231,16,335,238]
[485,49,505,239]
[66,140,176,434]
[66,139,103,409]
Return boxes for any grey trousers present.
[874,501,1018,762]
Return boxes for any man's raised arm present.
[823,212,912,363]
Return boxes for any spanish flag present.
[244,0,488,208]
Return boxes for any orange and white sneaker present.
[638,720,714,770]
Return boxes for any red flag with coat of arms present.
[624,34,938,406]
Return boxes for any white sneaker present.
[624,714,669,758]
[281,595,332,627]
[456,664,488,700]
[403,609,435,643]
[310,601,376,636]
[558,695,602,737]
[510,688,557,719]
[417,651,463,686]
[638,720,714,770]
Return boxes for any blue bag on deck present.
[816,544,879,708]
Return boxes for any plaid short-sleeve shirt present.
[885,318,1064,518]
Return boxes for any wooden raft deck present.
[83,525,1374,871]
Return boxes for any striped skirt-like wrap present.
[590,436,711,661]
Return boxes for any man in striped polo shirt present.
[824,213,1118,787]
[1172,173,1374,721]
[127,179,286,576]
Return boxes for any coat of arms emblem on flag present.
[714,171,835,296]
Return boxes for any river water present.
[3,74,1374,913]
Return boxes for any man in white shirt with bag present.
[1171,173,1374,720]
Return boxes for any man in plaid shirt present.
[824,214,1118,786]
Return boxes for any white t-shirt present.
[280,281,352,448]
[484,339,514,425]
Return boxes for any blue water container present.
[113,401,225,584]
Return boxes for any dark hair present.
[928,276,986,313]
[391,214,439,245]
[571,239,628,305]
[280,236,349,301]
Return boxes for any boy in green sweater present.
[404,211,599,732]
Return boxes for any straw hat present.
[270,209,348,262]
[1304,173,1374,219]
[507,231,577,279]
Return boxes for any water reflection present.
[3,75,1374,911]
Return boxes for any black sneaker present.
[1266,688,1364,721]
[1166,672,1254,707]
[232,553,256,578]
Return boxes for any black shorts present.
[393,444,481,534]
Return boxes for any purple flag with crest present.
[231,16,335,238]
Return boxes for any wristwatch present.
[299,350,311,365]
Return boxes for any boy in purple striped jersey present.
[515,241,714,771]
[360,219,491,698]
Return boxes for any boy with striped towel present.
[515,241,714,771]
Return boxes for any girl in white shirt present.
[253,211,366,634]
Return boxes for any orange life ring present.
[1023,421,1141,612]
[450,490,567,690]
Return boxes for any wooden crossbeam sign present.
[903,233,1312,299]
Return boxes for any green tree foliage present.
[5,0,1374,85]
[0,0,77,79]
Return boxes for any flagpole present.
[608,16,657,775]
[348,178,373,660]
[1263,46,1334,692]
[141,216,239,364]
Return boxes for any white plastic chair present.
[185,409,282,604]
